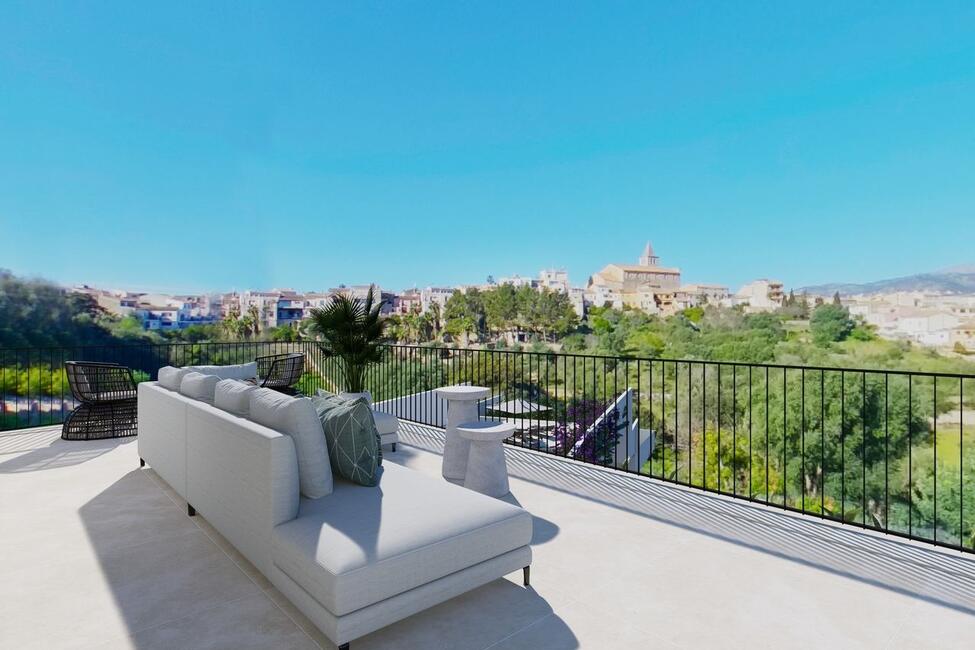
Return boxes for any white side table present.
[457,421,515,497]
[434,385,491,480]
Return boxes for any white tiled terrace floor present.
[2,422,974,650]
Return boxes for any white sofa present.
[137,375,532,649]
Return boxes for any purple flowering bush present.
[552,399,622,465]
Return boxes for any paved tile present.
[2,423,974,650]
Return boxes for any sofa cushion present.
[186,362,258,381]
[270,462,533,616]
[250,388,332,498]
[311,394,382,487]
[179,371,220,403]
[157,366,190,391]
[372,410,398,436]
[214,379,257,416]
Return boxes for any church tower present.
[638,241,659,267]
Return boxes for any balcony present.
[4,418,975,648]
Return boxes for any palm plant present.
[307,289,386,393]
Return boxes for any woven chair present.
[62,361,138,441]
[256,353,305,395]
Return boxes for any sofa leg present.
[187,503,196,517]
[391,442,396,452]
[139,457,145,468]
[523,566,530,587]
[338,644,350,650]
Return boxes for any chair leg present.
[391,442,397,452]
[140,458,145,468]
[187,504,196,517]
[523,566,530,587]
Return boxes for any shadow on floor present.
[74,441,576,649]
[0,426,133,473]
[399,421,975,618]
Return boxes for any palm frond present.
[306,287,387,392]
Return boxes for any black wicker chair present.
[62,361,138,441]
[256,353,305,395]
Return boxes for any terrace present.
[2,344,975,648]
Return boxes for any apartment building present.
[392,290,422,315]
[732,279,785,312]
[239,290,304,329]
[420,287,455,314]
[538,269,570,293]
[675,284,731,310]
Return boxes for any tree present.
[221,305,244,340]
[0,270,138,347]
[269,324,300,341]
[444,289,485,346]
[246,304,261,337]
[484,284,518,338]
[306,289,387,393]
[832,291,842,306]
[682,306,704,323]
[532,289,577,340]
[810,304,854,346]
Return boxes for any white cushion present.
[186,362,258,381]
[372,410,399,435]
[157,366,189,391]
[214,379,257,417]
[179,371,220,403]
[249,388,332,498]
[271,462,533,616]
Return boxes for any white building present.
[240,290,305,329]
[538,269,570,294]
[568,287,586,318]
[496,275,538,289]
[134,304,180,330]
[392,290,422,315]
[732,279,784,312]
[302,292,335,318]
[330,285,382,304]
[584,285,623,310]
[676,284,730,310]
[420,287,455,314]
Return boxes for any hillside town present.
[69,242,975,353]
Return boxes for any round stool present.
[456,421,515,497]
[434,386,491,480]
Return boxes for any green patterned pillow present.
[316,390,382,466]
[311,393,382,486]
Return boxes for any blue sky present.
[1,2,973,294]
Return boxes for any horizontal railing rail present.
[2,341,972,554]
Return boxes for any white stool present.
[456,421,515,497]
[434,386,491,480]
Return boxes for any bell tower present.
[639,241,659,267]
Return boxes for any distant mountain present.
[800,270,975,296]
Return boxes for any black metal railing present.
[0,342,335,430]
[2,341,972,554]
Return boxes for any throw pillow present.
[311,394,383,487]
[316,389,382,465]
[179,371,220,403]
[214,379,257,416]
[157,366,189,391]
[186,362,258,381]
[250,388,333,498]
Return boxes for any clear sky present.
[1,2,973,294]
